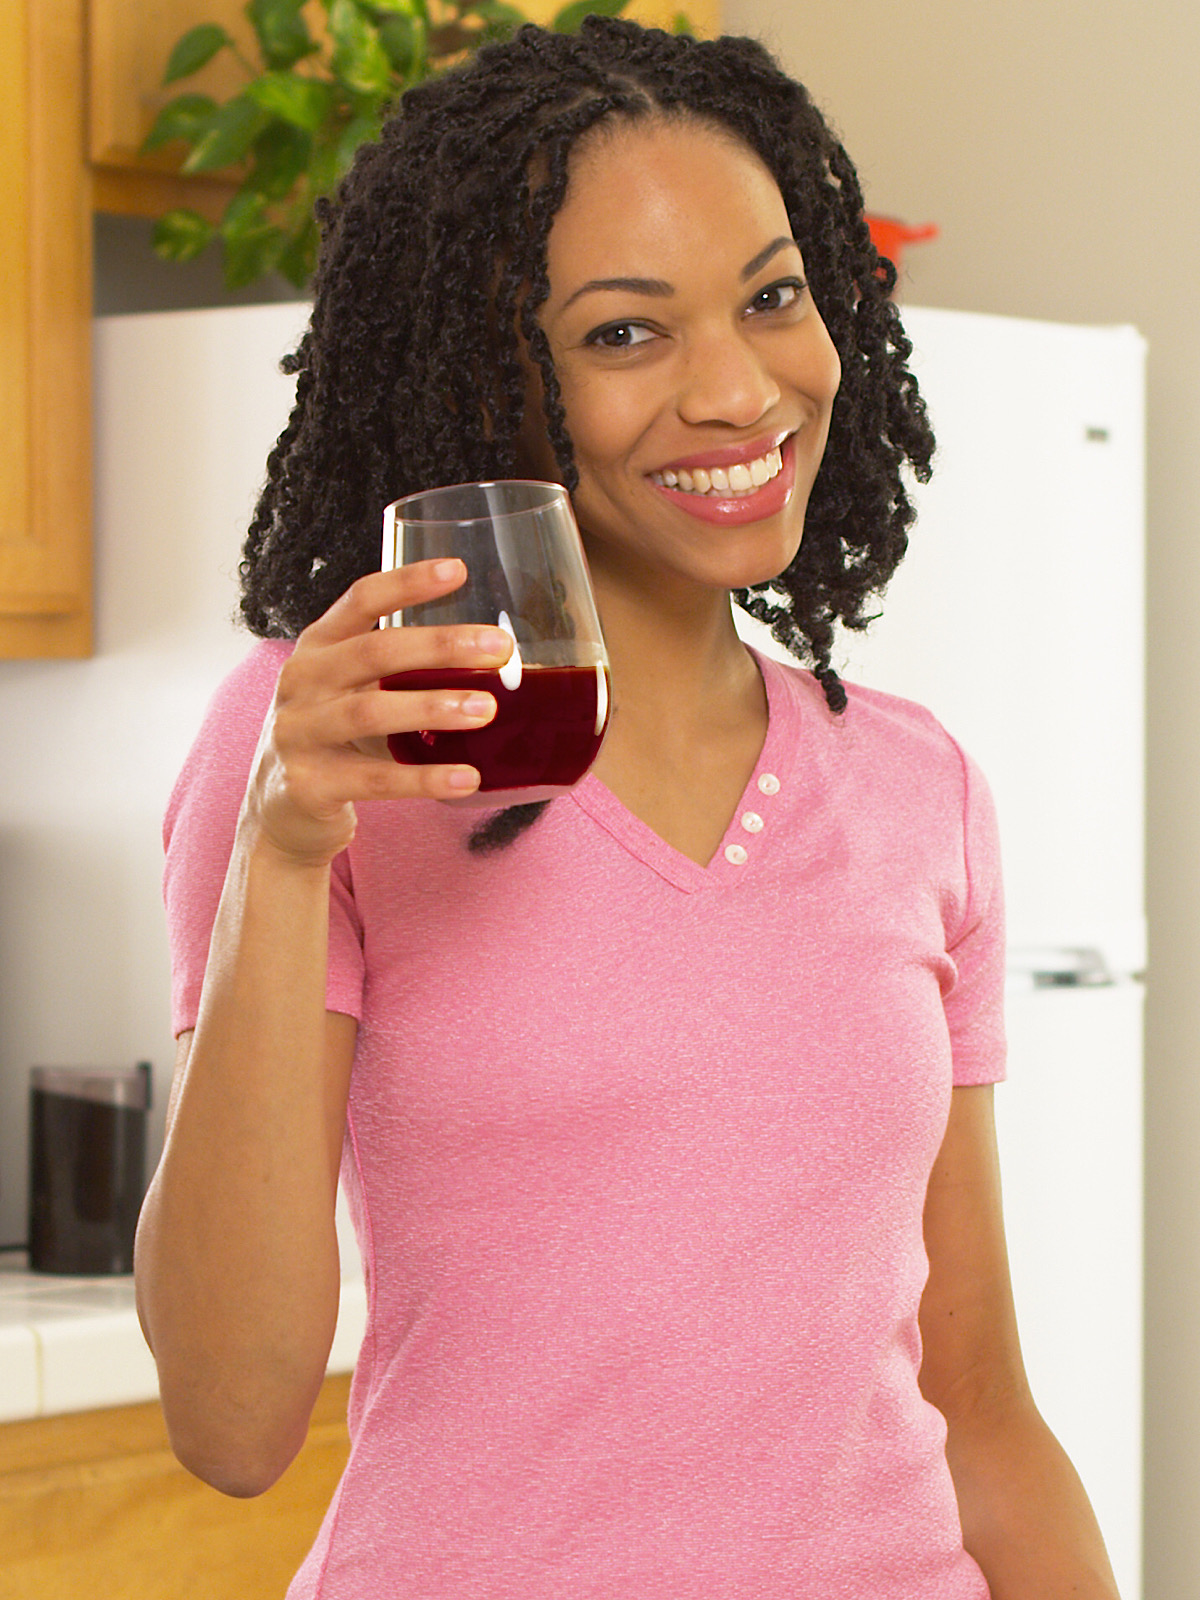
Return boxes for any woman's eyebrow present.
[559,274,673,312]
[557,237,801,314]
[740,236,800,281]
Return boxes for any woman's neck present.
[593,576,760,738]
[587,573,769,867]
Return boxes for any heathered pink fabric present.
[164,637,1004,1599]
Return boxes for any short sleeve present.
[163,639,365,1036]
[943,743,1007,1086]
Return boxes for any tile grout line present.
[29,1321,46,1415]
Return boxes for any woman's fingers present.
[305,619,512,698]
[270,744,485,813]
[300,559,468,647]
[280,683,497,755]
[287,582,512,702]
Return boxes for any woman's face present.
[520,117,842,599]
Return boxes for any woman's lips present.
[647,433,797,526]
[655,429,792,475]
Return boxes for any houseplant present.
[142,0,693,290]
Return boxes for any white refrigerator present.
[741,304,1146,1599]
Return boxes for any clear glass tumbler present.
[380,480,611,806]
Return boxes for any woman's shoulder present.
[201,636,296,733]
[757,653,994,847]
[164,637,296,839]
[759,650,972,771]
[840,675,967,757]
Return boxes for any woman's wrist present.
[234,780,353,875]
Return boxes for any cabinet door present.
[89,0,254,171]
[0,1374,352,1599]
[88,0,245,222]
[0,0,91,657]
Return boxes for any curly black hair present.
[239,16,934,851]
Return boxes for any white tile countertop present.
[0,1196,366,1424]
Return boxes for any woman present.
[135,17,1121,1598]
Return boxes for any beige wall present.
[722,0,1200,1594]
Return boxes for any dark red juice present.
[384,664,609,791]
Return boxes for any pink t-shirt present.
[164,639,1004,1599]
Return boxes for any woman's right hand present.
[243,558,512,866]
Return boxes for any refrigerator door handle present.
[1005,946,1118,988]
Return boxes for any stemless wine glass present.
[380,480,611,806]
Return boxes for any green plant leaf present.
[276,214,320,287]
[247,71,335,131]
[151,209,215,262]
[220,187,273,239]
[218,189,286,284]
[247,121,314,198]
[335,110,384,177]
[377,12,424,75]
[141,93,218,153]
[550,0,627,34]
[306,137,344,199]
[330,0,393,96]
[364,0,419,14]
[477,1,527,43]
[163,23,233,84]
[222,223,287,288]
[183,94,271,172]
[244,0,318,69]
[670,10,693,33]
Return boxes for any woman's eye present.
[585,321,655,350]
[749,279,805,314]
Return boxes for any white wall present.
[0,303,307,1247]
[720,1,1200,1593]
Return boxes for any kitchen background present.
[1,0,1196,1593]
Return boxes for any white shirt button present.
[724,843,748,866]
[741,812,764,834]
[757,773,781,796]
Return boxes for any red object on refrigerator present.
[865,215,939,270]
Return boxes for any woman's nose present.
[675,328,781,429]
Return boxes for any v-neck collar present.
[568,648,807,893]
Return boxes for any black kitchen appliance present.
[28,1063,150,1275]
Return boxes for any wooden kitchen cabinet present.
[88,0,247,223]
[0,0,92,657]
[0,1373,351,1599]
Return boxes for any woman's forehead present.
[566,112,771,191]
[546,119,793,285]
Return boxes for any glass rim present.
[384,478,569,527]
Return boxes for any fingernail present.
[447,767,480,790]
[475,628,510,654]
[462,694,494,717]
[433,559,462,581]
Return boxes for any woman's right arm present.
[134,559,511,1496]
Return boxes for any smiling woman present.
[134,17,1121,1600]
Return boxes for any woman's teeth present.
[650,446,784,497]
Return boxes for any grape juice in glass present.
[380,480,611,805]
